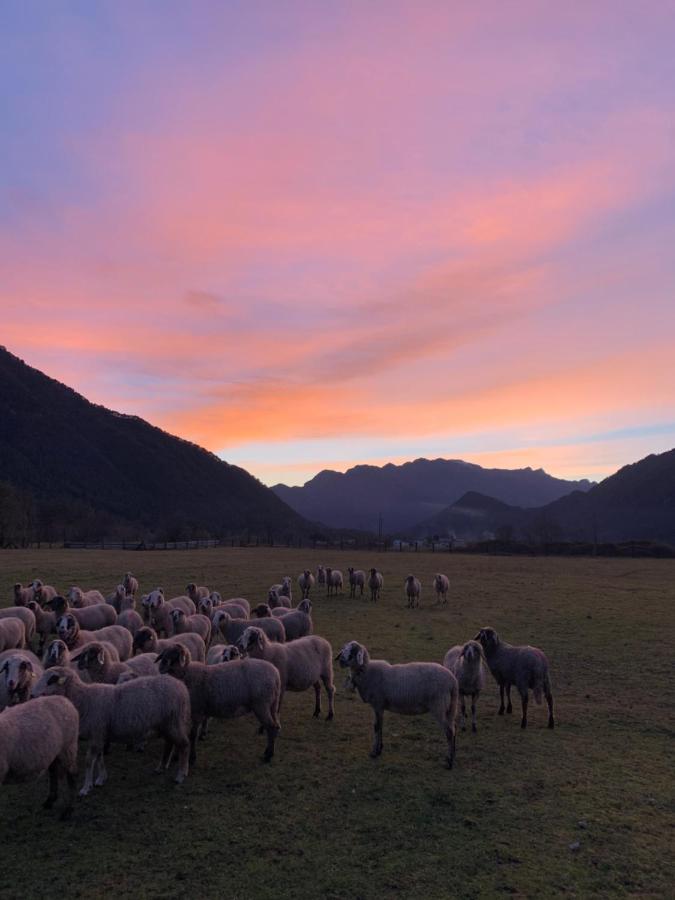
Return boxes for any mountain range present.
[273,459,594,533]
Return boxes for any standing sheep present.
[0,606,36,646]
[316,565,326,586]
[27,601,56,654]
[123,572,139,597]
[298,570,315,599]
[348,568,366,598]
[48,595,117,631]
[131,627,206,663]
[0,619,25,652]
[0,695,79,818]
[212,610,285,646]
[206,644,241,666]
[237,626,334,721]
[32,668,192,794]
[475,627,555,729]
[336,641,459,768]
[170,610,211,645]
[367,568,383,602]
[117,608,144,636]
[186,583,209,604]
[325,568,343,597]
[72,642,159,684]
[12,583,33,606]
[405,575,421,609]
[443,640,486,733]
[0,649,43,708]
[31,580,58,607]
[56,615,132,661]
[252,601,313,641]
[68,587,106,607]
[433,574,450,605]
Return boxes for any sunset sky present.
[3,2,675,486]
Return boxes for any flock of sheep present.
[0,568,555,820]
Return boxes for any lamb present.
[156,643,281,764]
[298,570,315,599]
[32,667,191,793]
[212,610,285,646]
[475,627,554,729]
[0,695,79,818]
[443,640,486,733]
[170,610,211,644]
[68,586,106,607]
[132,626,206,663]
[405,575,421,608]
[31,580,57,607]
[237,626,334,721]
[0,606,36,645]
[56,614,132,661]
[348,568,366,598]
[268,588,291,609]
[48,594,117,631]
[325,568,344,597]
[123,572,139,597]
[206,644,241,665]
[117,608,144,636]
[0,618,25,652]
[72,642,158,684]
[316,565,326,586]
[336,641,459,768]
[367,568,383,602]
[186,583,209,604]
[0,649,43,708]
[434,574,450,605]
[13,583,33,606]
[252,601,312,641]
[27,601,56,654]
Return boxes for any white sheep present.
[434,574,450,605]
[117,608,144,636]
[0,649,43,708]
[0,606,36,646]
[0,695,79,818]
[170,610,211,644]
[325,568,344,597]
[27,600,56,655]
[405,575,421,608]
[268,588,291,609]
[31,580,58,607]
[186,583,209,604]
[12,583,33,606]
[0,618,25,652]
[149,592,197,637]
[72,642,159,684]
[238,626,335,721]
[212,610,285,646]
[131,626,206,663]
[123,572,139,597]
[367,568,383,602]
[252,600,312,641]
[337,640,459,768]
[206,644,241,666]
[56,614,132,661]
[298,570,315,599]
[49,594,117,631]
[316,565,326,585]
[68,586,106,607]
[32,667,192,794]
[443,640,486,733]
[348,568,366,598]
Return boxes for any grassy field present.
[0,548,673,899]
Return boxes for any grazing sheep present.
[443,641,486,733]
[12,583,33,606]
[186,583,209,605]
[206,644,241,666]
[170,610,211,645]
[32,667,191,794]
[31,580,57,607]
[117,609,144,636]
[405,575,422,609]
[325,568,343,597]
[123,572,139,597]
[367,568,383,603]
[131,627,206,663]
[48,595,117,631]
[212,610,285,646]
[0,606,36,646]
[298,570,315,599]
[237,627,334,721]
[156,644,281,764]
[0,619,25,652]
[56,615,132,661]
[0,650,43,708]
[68,587,106,607]
[253,601,312,642]
[348,568,366,598]
[268,588,291,610]
[433,574,450,605]
[336,641,459,768]
[316,565,326,586]
[0,695,79,818]
[27,601,56,654]
[72,642,158,684]
[475,627,555,729]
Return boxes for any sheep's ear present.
[0,662,7,674]
[356,647,365,667]
[97,649,105,666]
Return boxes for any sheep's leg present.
[188,723,200,766]
[498,683,505,715]
[506,685,513,714]
[520,691,529,729]
[174,738,190,784]
[545,681,555,729]
[370,710,384,758]
[460,696,467,732]
[323,675,335,720]
[260,690,284,734]
[79,746,99,796]
[471,694,478,733]
[445,723,456,769]
[312,682,322,718]
[94,752,107,787]
[43,760,59,810]
[156,738,174,773]
[60,772,76,821]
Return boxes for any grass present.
[0,548,673,899]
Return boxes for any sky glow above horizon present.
[2,1,675,486]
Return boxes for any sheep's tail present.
[448,680,460,728]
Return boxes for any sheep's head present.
[237,626,264,656]
[370,568,377,576]
[209,591,222,604]
[47,595,68,615]
[212,610,231,636]
[303,569,311,579]
[186,583,197,598]
[148,588,164,609]
[133,627,156,655]
[252,604,272,618]
[1,656,36,701]
[13,583,23,598]
[336,640,367,670]
[297,599,312,615]
[31,666,72,698]
[268,589,281,608]
[72,643,106,671]
[31,579,43,590]
[461,640,484,666]
[67,586,83,605]
[217,645,241,663]
[56,614,79,646]
[171,608,186,630]
[156,644,191,676]
[43,640,68,668]
[199,597,213,617]
[405,574,415,585]
[348,567,354,576]
[475,627,499,655]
